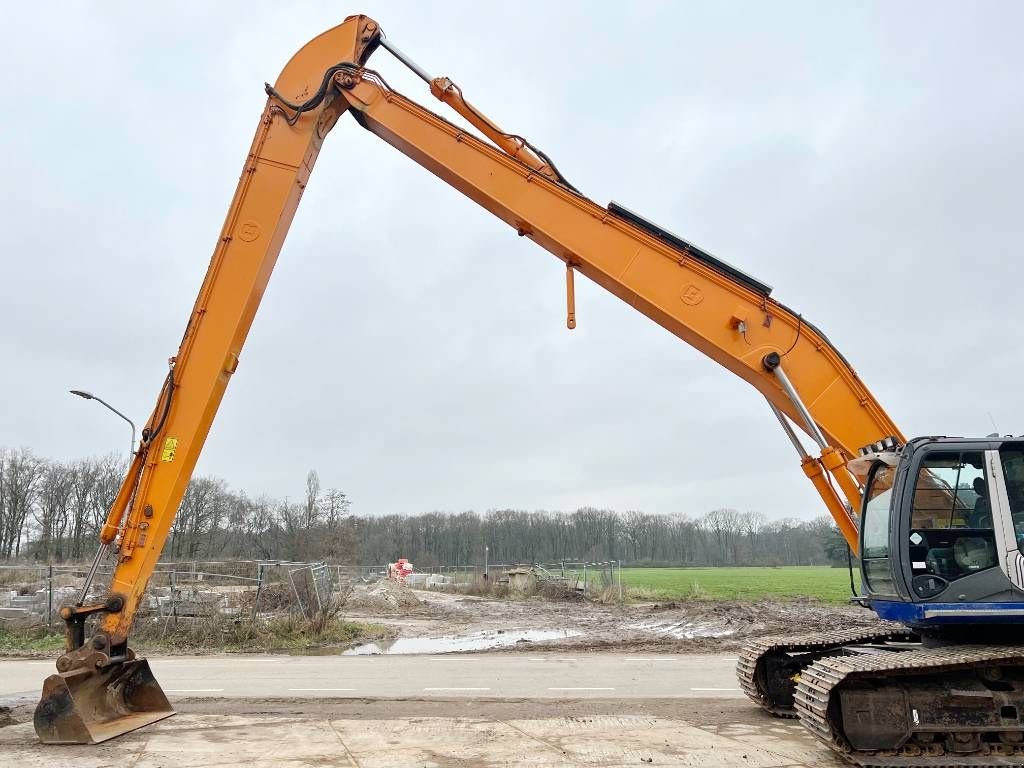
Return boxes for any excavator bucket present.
[34,658,174,744]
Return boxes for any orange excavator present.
[37,14,1024,765]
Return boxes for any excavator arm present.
[35,13,903,744]
[333,63,905,541]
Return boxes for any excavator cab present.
[857,437,1024,632]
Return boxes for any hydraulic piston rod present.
[767,400,860,551]
[764,353,828,449]
[768,400,811,459]
[763,353,863,522]
[379,37,432,83]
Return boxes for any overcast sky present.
[2,1,1022,521]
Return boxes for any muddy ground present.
[1,575,890,657]
[341,583,889,654]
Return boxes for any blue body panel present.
[871,599,1024,628]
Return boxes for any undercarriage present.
[739,631,1024,766]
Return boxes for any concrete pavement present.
[0,701,842,768]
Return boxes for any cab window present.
[909,451,997,583]
[861,462,895,594]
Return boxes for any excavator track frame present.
[797,645,1024,767]
[737,626,913,717]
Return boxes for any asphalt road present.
[0,652,743,699]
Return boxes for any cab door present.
[902,449,1001,600]
[988,445,1024,590]
[860,459,898,597]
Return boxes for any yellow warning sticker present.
[160,437,178,463]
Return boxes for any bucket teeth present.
[34,658,174,744]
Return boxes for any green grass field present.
[620,566,860,603]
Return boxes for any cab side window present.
[862,463,895,594]
[909,451,997,582]
[998,447,1024,548]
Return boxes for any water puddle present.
[625,619,735,640]
[344,628,582,655]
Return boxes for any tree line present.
[0,447,848,567]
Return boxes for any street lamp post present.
[70,390,137,458]
[69,389,137,606]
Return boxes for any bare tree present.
[34,461,74,561]
[322,488,350,528]
[0,448,43,559]
[4,446,840,568]
[623,510,650,562]
[304,470,320,529]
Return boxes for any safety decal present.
[160,437,179,463]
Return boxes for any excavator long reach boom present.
[35,14,903,745]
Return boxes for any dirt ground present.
[342,583,889,654]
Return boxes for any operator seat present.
[938,477,998,575]
[923,478,995,579]
[954,535,997,572]
[970,476,992,528]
